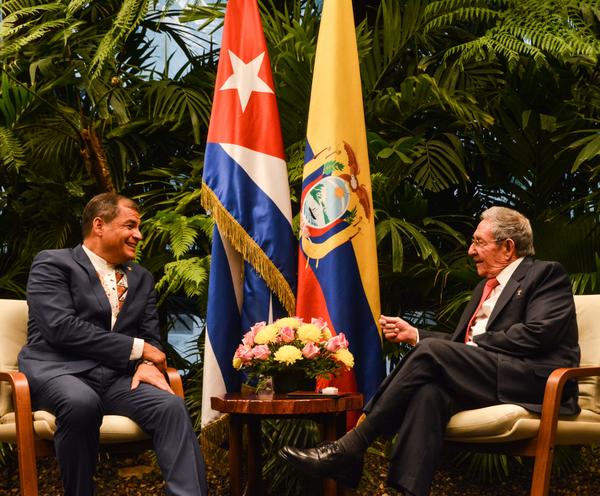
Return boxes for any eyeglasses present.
[470,237,506,248]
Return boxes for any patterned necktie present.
[115,267,128,311]
[465,277,499,343]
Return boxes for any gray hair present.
[480,206,535,256]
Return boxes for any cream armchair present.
[0,299,184,496]
[445,294,600,496]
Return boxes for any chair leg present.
[17,445,39,496]
[529,446,553,496]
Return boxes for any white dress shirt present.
[82,245,144,360]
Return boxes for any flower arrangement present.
[232,317,354,381]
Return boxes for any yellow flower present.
[254,324,279,344]
[297,323,321,343]
[274,345,303,365]
[274,317,302,329]
[321,327,332,340]
[232,357,244,370]
[334,349,354,369]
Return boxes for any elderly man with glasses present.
[280,206,580,496]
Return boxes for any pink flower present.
[311,317,328,329]
[242,329,257,347]
[252,344,271,360]
[279,326,295,343]
[302,342,320,359]
[326,333,349,352]
[251,321,267,333]
[234,344,254,362]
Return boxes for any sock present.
[336,416,377,454]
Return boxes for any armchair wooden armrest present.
[0,370,39,496]
[166,367,184,398]
[532,365,600,495]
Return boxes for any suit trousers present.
[32,365,207,496]
[364,339,500,496]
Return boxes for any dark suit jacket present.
[385,257,580,415]
[18,245,163,393]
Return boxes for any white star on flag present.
[220,50,274,112]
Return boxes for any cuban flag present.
[200,0,296,426]
[296,0,384,410]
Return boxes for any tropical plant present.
[2,0,600,491]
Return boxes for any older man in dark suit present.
[280,206,579,496]
[18,193,207,496]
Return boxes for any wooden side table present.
[211,392,363,496]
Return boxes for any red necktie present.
[115,268,128,311]
[465,277,499,343]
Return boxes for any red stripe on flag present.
[206,0,284,158]
[297,250,361,427]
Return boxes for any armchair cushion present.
[0,409,149,444]
[446,403,600,445]
[446,404,537,441]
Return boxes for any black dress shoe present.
[278,441,363,488]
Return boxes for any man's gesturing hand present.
[141,342,167,372]
[379,315,418,346]
[131,362,174,394]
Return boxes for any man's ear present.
[91,216,104,236]
[504,238,517,259]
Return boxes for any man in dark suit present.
[18,193,207,496]
[280,206,579,496]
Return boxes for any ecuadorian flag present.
[200,0,296,426]
[296,0,384,405]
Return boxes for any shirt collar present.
[495,256,524,287]
[82,244,116,273]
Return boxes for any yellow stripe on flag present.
[306,0,381,329]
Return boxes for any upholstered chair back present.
[574,294,600,414]
[0,299,28,417]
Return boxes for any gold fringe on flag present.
[201,183,296,315]
[199,414,229,470]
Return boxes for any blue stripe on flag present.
[240,261,286,331]
[206,226,242,392]
[204,143,296,289]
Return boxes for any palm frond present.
[0,72,37,126]
[155,256,210,304]
[0,18,70,58]
[376,216,443,271]
[89,0,152,79]
[409,134,469,192]
[143,81,212,143]
[442,0,600,70]
[0,127,27,171]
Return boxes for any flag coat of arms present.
[201,0,296,426]
[296,0,384,402]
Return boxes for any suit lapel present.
[72,244,112,322]
[486,256,533,330]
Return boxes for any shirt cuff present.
[130,338,144,360]
[415,329,420,344]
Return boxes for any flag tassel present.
[201,183,296,315]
